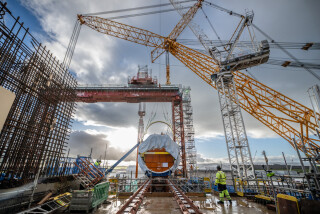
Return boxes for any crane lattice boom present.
[151,0,204,62]
[77,15,320,156]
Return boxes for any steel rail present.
[167,179,203,214]
[116,179,151,214]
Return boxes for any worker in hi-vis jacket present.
[215,165,232,205]
[94,159,101,167]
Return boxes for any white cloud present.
[196,132,224,141]
[246,128,279,139]
[106,127,138,151]
[83,127,137,151]
[67,129,137,161]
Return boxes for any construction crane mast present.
[213,71,255,179]
[76,3,320,177]
[169,0,269,179]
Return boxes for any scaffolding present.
[0,2,77,186]
[182,87,197,172]
[213,71,255,181]
[172,98,187,177]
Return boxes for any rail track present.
[167,179,203,214]
[116,179,151,214]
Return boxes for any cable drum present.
[138,134,180,177]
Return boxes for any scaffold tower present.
[182,87,197,172]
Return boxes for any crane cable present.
[200,7,222,43]
[267,59,320,70]
[252,23,320,81]
[177,39,320,50]
[97,6,192,20]
[62,19,81,70]
[160,102,172,136]
[82,0,196,16]
[203,0,243,18]
[146,103,158,131]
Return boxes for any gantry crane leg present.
[214,71,256,181]
[172,99,187,177]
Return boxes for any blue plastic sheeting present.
[0,157,85,181]
[138,134,180,177]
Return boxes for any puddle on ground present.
[61,194,276,214]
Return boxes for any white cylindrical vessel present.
[138,134,180,177]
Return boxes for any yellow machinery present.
[75,1,319,158]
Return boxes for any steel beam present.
[75,86,180,103]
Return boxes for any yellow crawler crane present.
[77,8,319,159]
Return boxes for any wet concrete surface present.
[92,194,276,214]
[139,197,181,214]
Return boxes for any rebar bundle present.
[0,2,77,186]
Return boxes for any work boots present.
[218,200,232,205]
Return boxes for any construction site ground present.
[64,195,276,214]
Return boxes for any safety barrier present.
[92,182,109,208]
[69,181,109,212]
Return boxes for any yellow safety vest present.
[215,171,227,185]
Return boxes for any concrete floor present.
[94,194,276,214]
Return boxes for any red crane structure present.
[75,68,189,177]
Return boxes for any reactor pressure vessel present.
[138,134,180,177]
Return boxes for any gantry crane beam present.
[75,86,181,103]
[77,15,320,156]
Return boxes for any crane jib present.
[76,11,319,158]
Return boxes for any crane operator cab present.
[216,10,270,72]
[220,40,270,72]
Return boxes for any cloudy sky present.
[7,0,320,165]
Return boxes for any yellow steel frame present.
[78,15,320,157]
[78,15,165,48]
[151,0,203,62]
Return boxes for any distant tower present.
[129,65,157,86]
[136,102,146,178]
